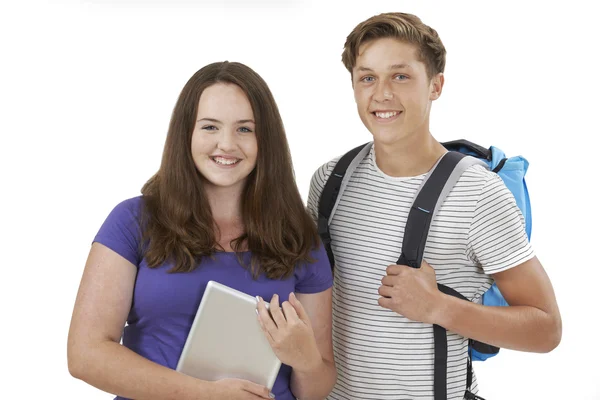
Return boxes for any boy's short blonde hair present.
[342,12,446,79]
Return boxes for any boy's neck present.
[373,133,446,177]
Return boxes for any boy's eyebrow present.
[356,63,412,72]
[390,63,411,70]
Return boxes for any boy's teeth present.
[375,111,398,119]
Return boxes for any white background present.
[1,0,599,399]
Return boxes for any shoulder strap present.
[442,139,492,161]
[394,151,486,400]
[317,142,372,270]
[397,152,484,267]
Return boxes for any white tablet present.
[176,280,282,389]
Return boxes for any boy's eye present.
[361,76,375,82]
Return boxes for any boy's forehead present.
[355,38,420,68]
[354,39,423,72]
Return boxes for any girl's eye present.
[202,125,217,131]
[238,127,253,133]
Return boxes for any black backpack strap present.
[442,139,491,161]
[317,142,371,270]
[442,139,508,174]
[395,151,488,400]
[434,284,469,400]
[397,151,466,268]
[436,284,488,399]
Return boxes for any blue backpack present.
[443,140,532,359]
[317,139,531,400]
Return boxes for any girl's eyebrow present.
[197,118,255,124]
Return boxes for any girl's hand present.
[256,293,322,372]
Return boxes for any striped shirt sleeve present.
[307,159,337,223]
[466,172,534,274]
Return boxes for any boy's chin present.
[370,129,409,145]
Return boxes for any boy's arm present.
[436,256,561,352]
[379,256,561,352]
[378,171,561,352]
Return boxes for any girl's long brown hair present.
[141,61,319,279]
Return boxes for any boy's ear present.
[430,73,444,100]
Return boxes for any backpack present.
[317,139,531,400]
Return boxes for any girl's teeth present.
[214,157,239,165]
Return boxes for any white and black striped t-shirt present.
[307,145,534,400]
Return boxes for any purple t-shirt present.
[93,196,333,400]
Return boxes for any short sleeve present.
[467,173,535,274]
[93,196,144,267]
[294,245,333,294]
[307,159,339,224]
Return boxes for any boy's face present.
[352,37,443,146]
